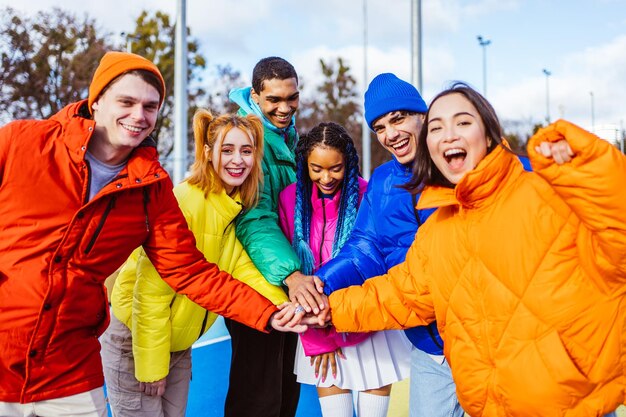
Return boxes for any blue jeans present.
[409,347,464,417]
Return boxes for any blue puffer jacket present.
[317,157,442,354]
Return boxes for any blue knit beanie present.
[364,73,427,129]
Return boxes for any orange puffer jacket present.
[0,101,277,403]
[330,120,626,416]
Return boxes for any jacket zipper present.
[223,202,243,235]
[142,188,150,232]
[83,160,92,205]
[198,311,209,340]
[426,322,444,350]
[84,196,116,254]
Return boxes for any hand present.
[535,139,575,165]
[311,348,344,382]
[283,271,325,315]
[300,306,331,328]
[139,378,167,396]
[269,303,307,333]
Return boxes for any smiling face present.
[91,73,160,162]
[307,145,345,195]
[371,111,423,165]
[210,127,255,194]
[426,93,489,184]
[251,77,299,129]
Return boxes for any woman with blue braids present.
[278,122,412,417]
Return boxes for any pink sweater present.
[278,178,370,355]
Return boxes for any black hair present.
[251,57,298,93]
[404,81,504,193]
[292,122,361,274]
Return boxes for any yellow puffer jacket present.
[112,182,288,382]
[329,120,626,416]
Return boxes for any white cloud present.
[1,0,624,139]
[491,34,626,131]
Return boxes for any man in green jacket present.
[227,57,323,417]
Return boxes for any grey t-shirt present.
[85,151,126,201]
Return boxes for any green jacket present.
[229,87,301,284]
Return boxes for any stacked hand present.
[269,302,309,333]
[283,271,331,327]
[283,271,326,314]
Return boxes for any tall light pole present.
[477,35,491,97]
[619,119,626,153]
[589,91,595,133]
[411,0,423,92]
[120,32,139,53]
[173,0,188,184]
[361,0,371,180]
[542,68,551,124]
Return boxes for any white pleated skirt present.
[294,329,412,391]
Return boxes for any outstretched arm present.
[329,240,436,333]
[528,119,626,281]
[142,180,278,332]
[316,190,389,294]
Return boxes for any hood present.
[49,100,91,125]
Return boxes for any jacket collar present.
[228,86,297,138]
[390,155,413,176]
[310,185,342,210]
[418,144,522,210]
[50,100,96,164]
[212,188,244,219]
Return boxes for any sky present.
[2,0,626,141]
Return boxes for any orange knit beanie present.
[88,51,166,114]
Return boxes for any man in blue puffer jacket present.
[315,73,464,417]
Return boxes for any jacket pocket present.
[499,329,593,414]
[84,197,116,255]
[535,330,591,396]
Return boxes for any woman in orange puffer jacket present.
[327,82,626,417]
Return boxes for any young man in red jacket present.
[0,51,304,417]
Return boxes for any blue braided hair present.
[292,122,361,274]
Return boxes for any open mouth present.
[444,148,467,170]
[120,123,144,133]
[226,168,245,177]
[274,113,291,122]
[390,138,409,153]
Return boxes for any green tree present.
[299,57,360,136]
[0,7,110,124]
[298,57,388,176]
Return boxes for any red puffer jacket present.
[0,101,277,403]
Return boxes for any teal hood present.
[228,87,297,138]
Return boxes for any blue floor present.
[187,321,322,417]
[106,316,323,417]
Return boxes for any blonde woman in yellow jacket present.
[101,109,289,417]
[326,83,626,417]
